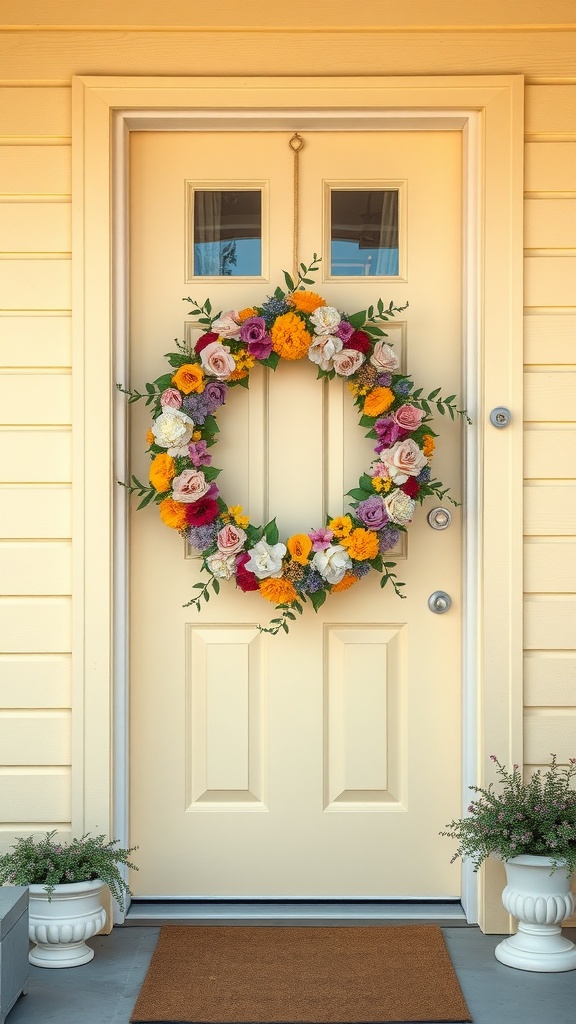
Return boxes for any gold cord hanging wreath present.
[119,256,469,635]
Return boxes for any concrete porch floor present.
[5,924,576,1024]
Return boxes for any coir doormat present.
[130,924,472,1023]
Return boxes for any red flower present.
[185,496,220,526]
[195,331,219,354]
[400,477,420,498]
[347,330,372,355]
[235,551,259,592]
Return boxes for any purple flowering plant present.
[0,831,138,910]
[441,755,576,874]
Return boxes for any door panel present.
[129,130,463,897]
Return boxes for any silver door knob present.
[427,506,452,530]
[428,591,452,614]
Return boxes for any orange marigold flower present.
[259,577,298,605]
[228,367,249,381]
[341,528,380,561]
[158,497,188,531]
[422,434,435,456]
[149,453,175,493]
[270,312,312,360]
[238,307,258,321]
[328,515,353,539]
[363,387,395,418]
[331,573,359,594]
[287,533,313,565]
[146,428,155,445]
[290,290,326,314]
[172,363,205,395]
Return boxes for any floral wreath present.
[120,255,469,635]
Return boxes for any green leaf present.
[428,387,441,399]
[283,271,295,291]
[264,519,279,545]
[203,415,220,435]
[261,351,280,370]
[136,490,156,510]
[359,473,373,491]
[309,588,327,612]
[274,285,285,300]
[203,466,222,481]
[347,487,372,501]
[205,298,212,314]
[212,578,220,595]
[369,555,383,572]
[348,310,367,329]
[154,373,174,390]
[438,403,446,415]
[359,414,376,428]
[365,325,386,337]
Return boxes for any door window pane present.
[330,189,399,277]
[193,190,262,276]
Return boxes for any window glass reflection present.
[330,190,399,276]
[193,190,262,276]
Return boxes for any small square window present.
[329,189,400,277]
[191,189,262,277]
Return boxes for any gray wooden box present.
[0,888,29,1024]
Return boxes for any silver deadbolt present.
[428,591,452,614]
[427,506,452,530]
[490,406,512,429]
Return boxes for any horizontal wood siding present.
[0,80,72,848]
[523,82,576,787]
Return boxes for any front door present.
[128,128,463,898]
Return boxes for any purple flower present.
[376,372,392,388]
[417,466,431,484]
[379,527,400,553]
[351,561,371,579]
[336,320,355,343]
[203,381,227,414]
[374,417,405,452]
[308,527,334,551]
[240,317,273,359]
[262,296,288,324]
[188,440,212,467]
[187,523,217,549]
[304,569,325,593]
[355,495,389,530]
[183,392,209,424]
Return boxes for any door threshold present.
[124,900,468,926]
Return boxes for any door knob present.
[427,506,452,530]
[428,591,452,614]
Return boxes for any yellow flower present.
[146,429,155,445]
[341,528,379,561]
[159,497,188,531]
[372,475,392,493]
[287,533,313,565]
[422,434,435,456]
[329,515,353,539]
[363,387,395,418]
[290,290,326,314]
[172,363,205,395]
[229,505,250,529]
[270,312,312,361]
[259,578,298,605]
[149,453,175,493]
[238,307,258,321]
[192,430,202,442]
[331,573,359,594]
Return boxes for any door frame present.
[71,74,524,932]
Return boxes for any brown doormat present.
[130,924,472,1023]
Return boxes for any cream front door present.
[128,129,463,898]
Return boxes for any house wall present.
[0,2,575,852]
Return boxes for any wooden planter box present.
[0,888,29,1024]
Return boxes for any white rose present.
[171,469,210,503]
[244,539,287,579]
[308,334,343,372]
[152,407,195,456]
[383,489,416,525]
[332,348,365,377]
[211,311,241,339]
[310,305,341,334]
[380,438,428,484]
[312,544,352,585]
[200,341,236,379]
[206,551,237,580]
[370,341,400,373]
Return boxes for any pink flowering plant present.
[441,755,576,874]
[119,256,469,635]
[0,831,138,910]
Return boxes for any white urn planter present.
[28,879,107,968]
[495,855,576,972]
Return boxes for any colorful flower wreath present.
[120,255,469,634]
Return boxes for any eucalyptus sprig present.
[119,476,164,510]
[411,386,472,425]
[183,575,221,611]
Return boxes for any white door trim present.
[71,75,524,932]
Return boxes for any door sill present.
[124,900,468,926]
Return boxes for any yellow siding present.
[0,4,575,848]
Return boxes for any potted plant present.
[0,831,138,968]
[441,754,576,972]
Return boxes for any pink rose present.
[308,334,343,372]
[211,311,241,339]
[171,469,210,503]
[380,438,428,484]
[216,523,247,557]
[370,341,400,373]
[160,388,183,409]
[392,404,425,432]
[200,341,236,379]
[332,348,365,377]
